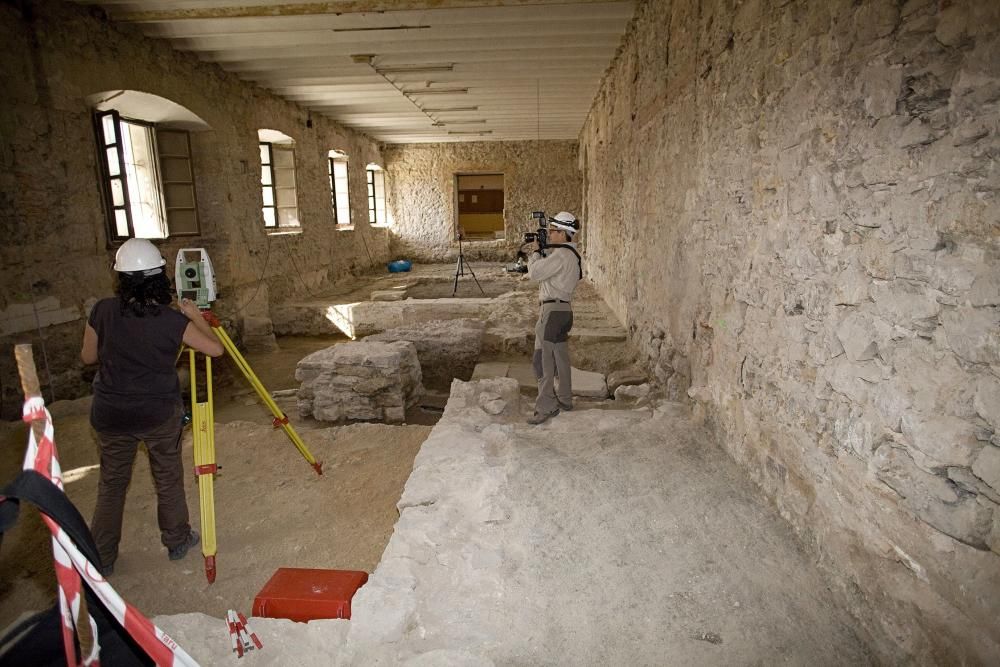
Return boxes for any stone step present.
[474,361,609,399]
[569,327,627,343]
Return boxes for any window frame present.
[260,141,279,229]
[367,166,386,226]
[329,156,352,226]
[94,109,201,243]
[94,109,136,242]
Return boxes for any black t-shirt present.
[88,298,189,433]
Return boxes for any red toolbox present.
[252,568,369,622]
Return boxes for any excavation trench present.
[0,263,632,628]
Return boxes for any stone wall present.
[382,141,582,262]
[580,0,999,662]
[0,0,389,416]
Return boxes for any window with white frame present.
[94,109,200,241]
[328,150,351,225]
[366,164,386,225]
[258,129,299,230]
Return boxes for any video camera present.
[523,211,549,249]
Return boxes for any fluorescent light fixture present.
[448,130,493,135]
[376,64,454,74]
[432,120,487,126]
[333,25,431,32]
[403,88,468,95]
[423,106,478,112]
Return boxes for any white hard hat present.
[114,238,166,273]
[550,211,580,235]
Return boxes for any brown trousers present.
[91,404,191,568]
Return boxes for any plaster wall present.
[581,0,1000,661]
[0,0,389,415]
[383,141,581,262]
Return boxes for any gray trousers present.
[91,404,191,568]
[533,302,574,414]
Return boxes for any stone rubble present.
[295,341,423,423]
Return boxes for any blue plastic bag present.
[387,259,412,273]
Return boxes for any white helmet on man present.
[113,238,166,273]
[550,211,580,237]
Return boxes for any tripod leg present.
[210,324,323,475]
[465,259,486,296]
[452,255,461,296]
[190,349,218,584]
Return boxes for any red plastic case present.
[252,568,369,622]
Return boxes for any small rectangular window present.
[329,157,351,225]
[367,167,386,225]
[261,142,299,229]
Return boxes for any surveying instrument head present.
[175,248,217,309]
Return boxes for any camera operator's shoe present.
[557,400,573,412]
[168,530,200,561]
[526,409,559,425]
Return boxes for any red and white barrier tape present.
[21,396,198,667]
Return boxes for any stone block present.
[836,312,893,362]
[242,315,279,353]
[471,362,510,380]
[366,318,485,389]
[296,341,422,424]
[825,358,882,404]
[371,290,407,302]
[0,297,81,336]
[941,307,1000,365]
[869,282,940,332]
[972,445,1000,494]
[900,413,982,467]
[614,383,650,402]
[974,375,1000,431]
[874,444,993,550]
[969,272,1000,307]
[947,466,1000,505]
[607,368,648,394]
[562,367,608,399]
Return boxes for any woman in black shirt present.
[81,239,223,576]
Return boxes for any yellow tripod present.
[188,310,322,583]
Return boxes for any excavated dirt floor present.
[0,261,635,635]
[0,335,431,629]
[0,263,872,664]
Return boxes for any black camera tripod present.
[452,230,485,297]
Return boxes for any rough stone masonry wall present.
[0,0,389,417]
[382,141,581,262]
[580,0,999,662]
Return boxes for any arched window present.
[258,129,299,230]
[88,90,210,241]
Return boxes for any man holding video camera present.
[525,211,583,425]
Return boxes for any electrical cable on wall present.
[232,228,273,317]
[357,224,376,267]
[281,235,322,299]
[30,281,56,404]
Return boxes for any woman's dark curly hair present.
[116,270,174,317]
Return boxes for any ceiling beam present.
[109,0,631,23]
